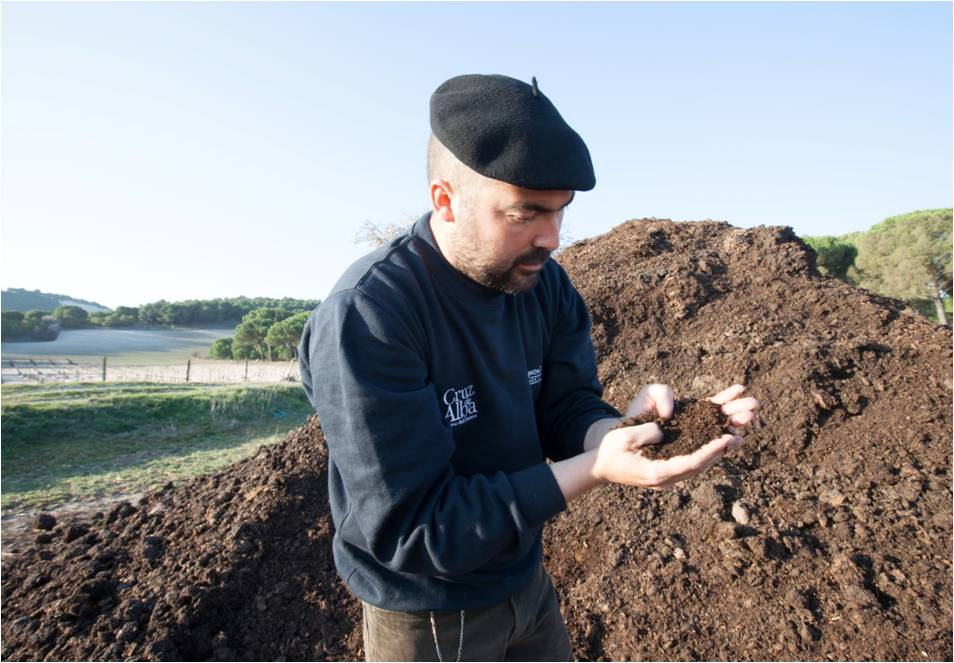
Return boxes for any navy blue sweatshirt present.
[298,211,621,611]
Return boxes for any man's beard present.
[479,246,551,294]
[447,203,553,294]
[455,242,551,295]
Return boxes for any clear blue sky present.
[2,1,951,309]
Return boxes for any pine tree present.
[854,209,953,326]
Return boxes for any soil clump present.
[2,218,951,661]
[618,398,728,459]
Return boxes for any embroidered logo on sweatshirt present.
[528,366,543,386]
[443,384,478,427]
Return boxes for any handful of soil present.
[617,398,729,460]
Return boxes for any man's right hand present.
[551,419,742,501]
[552,384,754,501]
[591,422,742,491]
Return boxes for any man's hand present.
[556,383,759,500]
[592,383,759,490]
[622,382,759,428]
[711,384,759,433]
[623,382,674,419]
[591,423,740,490]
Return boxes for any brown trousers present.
[361,564,573,662]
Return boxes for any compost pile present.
[546,219,952,661]
[1,418,361,662]
[2,219,951,661]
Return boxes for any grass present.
[0,381,314,515]
[908,296,953,326]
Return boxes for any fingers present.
[712,386,758,429]
[724,434,745,452]
[722,396,760,417]
[625,383,674,418]
[643,434,744,489]
[619,422,663,448]
[709,384,745,405]
[648,383,674,419]
[728,410,755,427]
[624,386,652,418]
[634,423,664,448]
[661,434,735,477]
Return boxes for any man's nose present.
[533,216,562,251]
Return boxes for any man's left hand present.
[708,384,759,433]
[624,382,758,433]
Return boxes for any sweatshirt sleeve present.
[298,289,567,577]
[536,267,622,461]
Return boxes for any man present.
[298,73,758,661]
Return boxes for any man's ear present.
[429,179,456,223]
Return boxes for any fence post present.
[102,356,107,382]
[186,359,191,382]
[244,359,249,382]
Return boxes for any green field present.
[0,381,314,515]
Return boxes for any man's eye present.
[509,215,534,224]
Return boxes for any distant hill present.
[1,288,111,314]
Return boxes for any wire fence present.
[1,357,301,385]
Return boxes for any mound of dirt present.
[1,417,361,661]
[2,218,951,662]
[545,219,952,661]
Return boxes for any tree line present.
[1,297,319,343]
[803,209,952,326]
[1,310,64,341]
[208,308,313,361]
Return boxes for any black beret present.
[430,74,595,191]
